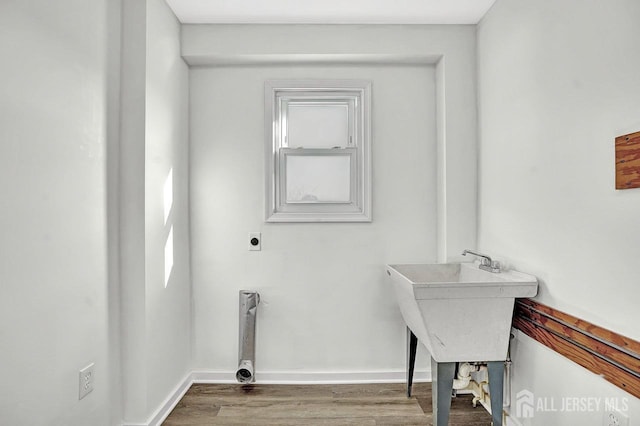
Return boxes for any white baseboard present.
[192,369,431,384]
[504,411,524,426]
[123,369,431,426]
[122,372,194,426]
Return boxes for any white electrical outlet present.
[79,363,94,400]
[248,232,261,251]
[603,407,629,426]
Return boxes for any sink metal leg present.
[487,361,505,426]
[406,327,418,397]
[431,357,455,426]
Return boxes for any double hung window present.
[265,80,371,222]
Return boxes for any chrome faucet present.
[461,249,501,273]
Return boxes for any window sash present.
[281,98,356,148]
[277,148,360,213]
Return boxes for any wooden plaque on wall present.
[615,130,640,189]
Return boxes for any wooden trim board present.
[615,130,640,189]
[513,299,640,399]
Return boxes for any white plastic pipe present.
[504,358,512,408]
[452,362,478,390]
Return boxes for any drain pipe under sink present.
[503,340,513,408]
[453,362,481,390]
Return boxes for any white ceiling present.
[165,0,497,25]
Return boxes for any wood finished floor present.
[163,383,492,425]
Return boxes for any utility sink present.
[386,262,538,362]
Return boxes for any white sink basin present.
[386,262,538,362]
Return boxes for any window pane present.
[285,155,351,203]
[287,103,349,148]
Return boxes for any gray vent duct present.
[236,290,260,384]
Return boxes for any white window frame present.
[265,80,372,222]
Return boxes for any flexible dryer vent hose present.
[236,290,260,384]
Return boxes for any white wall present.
[119,0,192,422]
[184,25,478,379]
[182,24,479,264]
[0,1,114,425]
[144,0,191,416]
[477,0,640,424]
[191,63,436,375]
[119,0,148,419]
[0,0,190,424]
